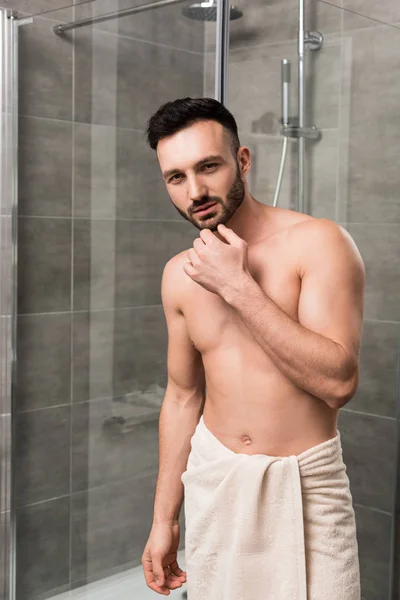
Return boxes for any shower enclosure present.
[1,1,400,599]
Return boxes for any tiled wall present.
[2,1,206,598]
[216,0,400,598]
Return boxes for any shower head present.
[182,0,243,22]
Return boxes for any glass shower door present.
[8,1,220,599]
[227,2,400,599]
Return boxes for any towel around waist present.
[182,414,347,487]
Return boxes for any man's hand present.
[183,223,251,298]
[142,522,186,596]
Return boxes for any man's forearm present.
[153,395,203,525]
[222,274,355,408]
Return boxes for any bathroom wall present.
[205,1,400,598]
[2,1,206,598]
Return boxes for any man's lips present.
[193,201,218,213]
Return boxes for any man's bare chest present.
[182,242,302,354]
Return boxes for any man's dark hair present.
[146,97,241,157]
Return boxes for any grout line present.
[78,26,204,56]
[353,502,392,517]
[16,398,397,421]
[14,397,161,414]
[12,310,399,325]
[16,215,185,222]
[14,470,158,512]
[227,19,400,58]
[19,10,204,56]
[317,0,400,31]
[341,408,396,421]
[18,113,148,133]
[16,305,163,316]
[15,214,400,225]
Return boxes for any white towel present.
[181,415,360,600]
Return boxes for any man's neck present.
[215,194,271,246]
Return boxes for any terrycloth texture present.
[181,415,360,600]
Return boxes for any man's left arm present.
[222,219,366,410]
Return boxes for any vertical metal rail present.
[9,11,20,600]
[297,0,305,213]
[215,0,230,105]
[0,8,18,600]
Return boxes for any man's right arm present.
[152,255,206,526]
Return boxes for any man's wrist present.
[221,271,257,306]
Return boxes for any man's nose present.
[187,174,207,202]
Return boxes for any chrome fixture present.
[274,1,323,212]
[53,0,242,35]
[182,1,243,22]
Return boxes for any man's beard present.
[169,163,245,232]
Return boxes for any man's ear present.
[237,146,251,180]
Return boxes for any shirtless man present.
[141,97,365,597]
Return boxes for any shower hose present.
[272,135,288,208]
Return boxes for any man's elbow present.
[327,367,359,410]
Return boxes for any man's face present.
[157,120,246,232]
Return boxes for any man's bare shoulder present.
[288,216,365,277]
[162,249,194,312]
[164,249,190,278]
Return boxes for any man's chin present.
[191,216,221,232]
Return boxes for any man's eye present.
[203,163,218,170]
[170,174,182,182]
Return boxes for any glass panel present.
[0,8,16,600]
[228,1,400,599]
[13,1,218,598]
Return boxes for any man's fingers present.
[169,559,187,580]
[142,552,186,595]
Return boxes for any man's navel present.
[241,434,252,446]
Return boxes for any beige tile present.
[338,409,397,513]
[73,0,205,52]
[18,217,72,314]
[229,41,298,133]
[114,220,195,308]
[72,307,167,403]
[71,473,160,580]
[337,25,400,223]
[2,1,72,19]
[15,406,71,506]
[73,219,117,311]
[228,0,299,51]
[345,224,400,322]
[74,27,204,128]
[344,0,400,25]
[308,129,338,220]
[71,402,159,492]
[73,123,173,220]
[305,35,342,130]
[18,117,73,217]
[229,36,340,132]
[16,498,70,600]
[239,130,297,210]
[18,14,73,119]
[17,313,71,411]
[226,0,342,52]
[350,320,400,418]
[354,505,391,600]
